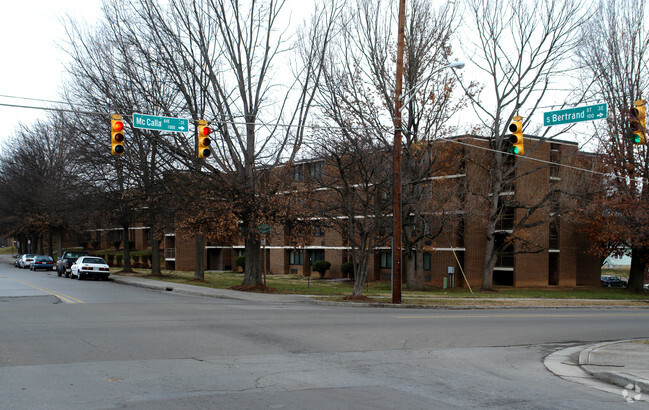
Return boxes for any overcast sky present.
[0,1,103,143]
[0,0,599,150]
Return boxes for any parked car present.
[70,256,110,281]
[18,254,36,269]
[601,275,625,287]
[30,255,55,271]
[644,283,648,291]
[14,254,23,267]
[56,250,89,278]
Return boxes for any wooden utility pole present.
[392,0,406,304]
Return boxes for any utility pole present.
[392,0,406,304]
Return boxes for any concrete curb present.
[579,341,649,394]
[111,274,649,310]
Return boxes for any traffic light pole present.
[392,0,406,304]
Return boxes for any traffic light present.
[630,100,646,145]
[110,114,125,155]
[197,119,211,158]
[508,115,524,155]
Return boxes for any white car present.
[70,256,110,281]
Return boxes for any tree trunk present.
[47,231,53,257]
[628,246,647,293]
[194,236,204,280]
[352,251,370,296]
[482,167,503,290]
[242,235,262,285]
[56,231,63,258]
[414,240,425,290]
[151,238,162,277]
[121,225,133,272]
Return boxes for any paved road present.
[1,263,648,408]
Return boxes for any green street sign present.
[132,113,189,132]
[258,224,271,234]
[544,103,607,126]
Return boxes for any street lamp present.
[392,0,464,304]
[400,61,466,108]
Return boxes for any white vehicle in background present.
[70,256,110,281]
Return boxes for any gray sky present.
[0,1,102,143]
[0,0,598,149]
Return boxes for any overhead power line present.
[0,96,633,181]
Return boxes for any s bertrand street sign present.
[132,113,189,132]
[543,103,607,126]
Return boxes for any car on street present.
[18,254,36,269]
[56,250,89,278]
[645,283,648,291]
[600,274,625,287]
[70,256,110,280]
[14,254,23,267]
[30,255,55,271]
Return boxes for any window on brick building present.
[309,161,324,179]
[380,252,392,269]
[289,250,303,265]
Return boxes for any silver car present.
[19,254,36,269]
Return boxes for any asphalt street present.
[1,262,648,409]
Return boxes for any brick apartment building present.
[77,134,601,288]
[159,134,601,288]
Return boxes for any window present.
[423,253,431,271]
[314,226,325,237]
[293,165,303,182]
[310,161,324,179]
[310,249,325,264]
[380,252,392,269]
[289,250,303,265]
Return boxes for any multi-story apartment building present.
[159,134,601,288]
[74,134,600,288]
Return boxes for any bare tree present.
[0,114,88,255]
[313,0,467,290]
[125,0,342,286]
[458,0,586,289]
[576,0,649,292]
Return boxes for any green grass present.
[0,246,15,255]
[112,269,648,300]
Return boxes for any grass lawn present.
[114,269,649,301]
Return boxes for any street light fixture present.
[400,61,466,108]
[392,0,464,304]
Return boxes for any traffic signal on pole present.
[197,119,211,158]
[630,100,646,145]
[508,115,524,155]
[111,114,125,155]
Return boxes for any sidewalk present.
[545,340,649,402]
[579,340,649,397]
[111,274,314,304]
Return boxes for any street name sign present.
[543,103,607,127]
[133,113,189,132]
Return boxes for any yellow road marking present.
[396,312,649,319]
[7,277,84,304]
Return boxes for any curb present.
[111,275,649,310]
[579,341,649,393]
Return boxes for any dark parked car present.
[601,275,625,287]
[30,255,54,271]
[56,250,89,278]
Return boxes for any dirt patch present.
[341,295,377,303]
[230,284,279,293]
